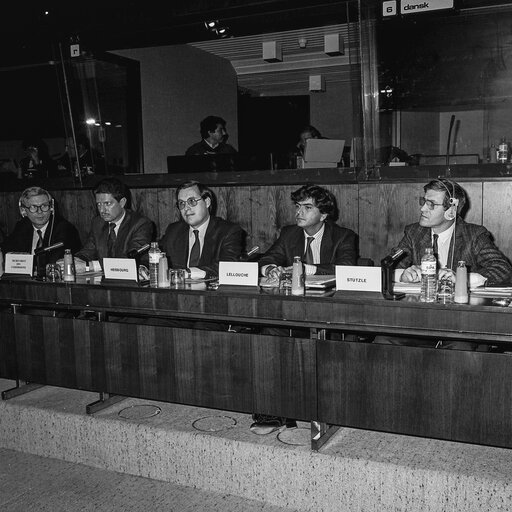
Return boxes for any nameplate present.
[218,261,258,286]
[103,258,138,281]
[336,265,382,292]
[5,253,33,275]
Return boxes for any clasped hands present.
[401,265,455,283]
[264,264,292,282]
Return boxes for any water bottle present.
[420,247,437,302]
[63,249,76,282]
[498,137,508,164]
[157,253,170,288]
[149,242,161,288]
[454,260,468,304]
[291,256,305,296]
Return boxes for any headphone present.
[19,188,54,218]
[436,179,459,221]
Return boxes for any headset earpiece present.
[444,206,456,221]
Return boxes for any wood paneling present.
[0,311,17,379]
[2,177,511,267]
[318,341,512,447]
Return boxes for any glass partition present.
[374,3,512,168]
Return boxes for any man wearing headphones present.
[397,178,512,285]
[1,186,81,264]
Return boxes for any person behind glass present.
[20,138,58,179]
[296,125,322,158]
[1,187,81,267]
[159,181,243,279]
[185,116,237,155]
[376,178,512,350]
[71,178,154,273]
[57,134,106,176]
[259,184,357,280]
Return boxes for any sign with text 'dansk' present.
[401,0,453,15]
[103,258,138,281]
[219,261,259,286]
[5,253,33,275]
[336,266,382,292]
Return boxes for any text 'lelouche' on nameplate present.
[219,261,259,286]
[336,265,382,292]
[103,258,138,281]
[5,253,33,275]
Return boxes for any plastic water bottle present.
[63,249,76,282]
[498,137,509,164]
[454,260,468,304]
[420,247,437,302]
[291,256,305,296]
[149,242,161,288]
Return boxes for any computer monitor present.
[303,139,345,168]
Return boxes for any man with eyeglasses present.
[72,178,154,272]
[259,184,357,280]
[159,180,243,278]
[1,186,81,264]
[396,178,511,285]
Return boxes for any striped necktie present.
[304,236,314,265]
[189,230,200,267]
[107,222,117,257]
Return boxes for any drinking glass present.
[46,263,62,282]
[437,277,454,304]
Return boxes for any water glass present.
[169,268,186,287]
[46,263,62,282]
[279,271,293,291]
[437,277,454,304]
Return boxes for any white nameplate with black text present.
[219,261,259,286]
[103,258,138,281]
[401,0,453,15]
[5,253,33,275]
[336,265,382,292]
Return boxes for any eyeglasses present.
[23,203,51,213]
[419,197,444,210]
[176,196,205,210]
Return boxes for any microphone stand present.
[34,242,65,280]
[381,249,406,300]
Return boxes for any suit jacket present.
[159,216,243,278]
[76,209,154,263]
[1,214,81,264]
[185,140,237,156]
[259,222,357,275]
[396,218,512,285]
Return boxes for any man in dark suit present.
[73,178,153,272]
[397,178,512,286]
[1,186,81,269]
[259,184,357,279]
[159,180,243,278]
[252,184,357,436]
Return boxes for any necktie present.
[107,222,117,257]
[432,233,439,267]
[36,229,44,250]
[304,236,314,265]
[189,229,200,267]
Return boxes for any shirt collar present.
[110,210,126,229]
[303,223,325,240]
[189,215,210,236]
[433,222,455,244]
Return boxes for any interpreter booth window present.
[374,3,512,168]
[0,51,142,180]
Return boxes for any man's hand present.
[189,267,206,280]
[401,265,422,283]
[73,257,88,274]
[265,265,283,281]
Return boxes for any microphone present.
[446,114,456,167]
[240,245,260,261]
[381,248,406,268]
[34,241,64,255]
[127,243,151,259]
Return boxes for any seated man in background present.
[1,186,81,269]
[259,183,357,278]
[185,116,237,155]
[72,178,154,272]
[377,178,512,350]
[159,180,243,278]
